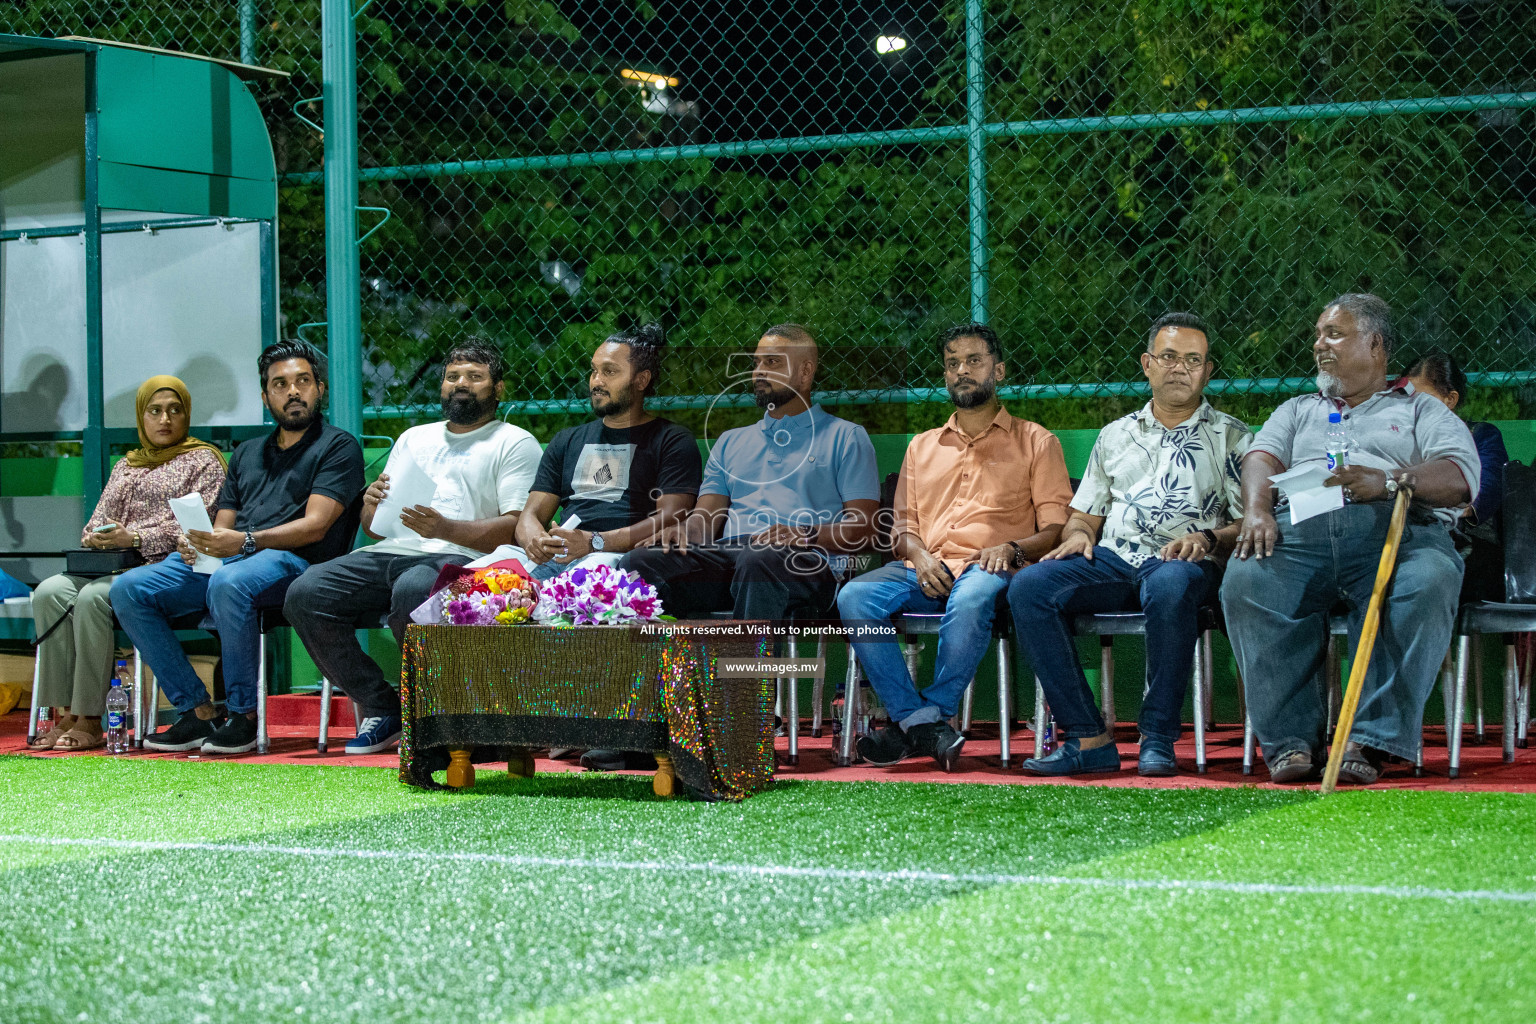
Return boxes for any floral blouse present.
[84,449,226,563]
[1073,400,1252,566]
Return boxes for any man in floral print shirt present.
[1009,312,1251,776]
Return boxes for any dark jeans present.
[619,538,836,621]
[284,548,470,718]
[1008,548,1219,744]
[1221,502,1462,765]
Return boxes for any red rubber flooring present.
[6,700,1534,792]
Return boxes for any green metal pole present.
[239,0,258,67]
[278,92,1536,187]
[82,51,105,510]
[965,0,989,324]
[322,0,363,437]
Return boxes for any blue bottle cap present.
[1328,412,1341,423]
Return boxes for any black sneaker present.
[143,711,217,752]
[202,714,258,755]
[908,721,965,772]
[579,749,657,772]
[856,723,914,767]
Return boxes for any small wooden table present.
[399,622,775,801]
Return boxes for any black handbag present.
[65,547,146,580]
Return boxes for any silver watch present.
[589,531,605,552]
[242,531,257,556]
[1384,476,1400,496]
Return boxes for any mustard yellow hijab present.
[123,375,226,469]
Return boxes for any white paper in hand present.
[1269,464,1344,526]
[167,493,223,574]
[372,453,439,540]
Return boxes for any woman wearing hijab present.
[29,376,226,750]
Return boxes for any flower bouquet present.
[532,564,664,626]
[440,566,538,626]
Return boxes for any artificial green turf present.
[1,756,1532,1024]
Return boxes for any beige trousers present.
[31,573,118,717]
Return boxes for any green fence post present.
[83,50,106,511]
[965,0,990,325]
[322,0,363,438]
[239,0,258,67]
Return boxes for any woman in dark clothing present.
[1403,351,1508,602]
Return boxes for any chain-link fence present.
[6,1,1536,431]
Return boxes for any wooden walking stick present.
[1320,485,1413,795]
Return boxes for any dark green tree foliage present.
[3,1,1533,435]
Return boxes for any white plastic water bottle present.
[105,677,131,754]
[1325,411,1351,472]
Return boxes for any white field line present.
[2,834,1533,905]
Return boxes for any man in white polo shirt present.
[285,342,542,754]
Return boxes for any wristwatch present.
[1384,475,1400,496]
[589,531,605,552]
[1007,540,1024,566]
[242,531,257,556]
[1197,528,1218,549]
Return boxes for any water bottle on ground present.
[830,682,845,738]
[36,703,52,739]
[105,677,131,754]
[1325,411,1351,473]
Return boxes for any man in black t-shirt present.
[113,341,364,756]
[511,324,701,580]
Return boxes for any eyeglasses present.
[1152,352,1208,370]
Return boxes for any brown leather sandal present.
[28,713,76,750]
[54,720,106,751]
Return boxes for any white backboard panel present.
[0,221,267,432]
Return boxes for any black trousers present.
[285,548,470,717]
[619,539,836,622]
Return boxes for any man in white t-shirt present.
[285,342,542,753]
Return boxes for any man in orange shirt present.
[836,324,1074,770]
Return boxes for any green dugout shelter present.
[0,34,286,520]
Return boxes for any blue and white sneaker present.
[346,714,402,755]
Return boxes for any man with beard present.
[1009,313,1251,777]
[1223,294,1478,785]
[114,340,365,755]
[504,324,702,772]
[508,324,701,582]
[620,323,879,623]
[283,341,542,754]
[837,324,1073,771]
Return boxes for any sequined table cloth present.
[400,623,774,800]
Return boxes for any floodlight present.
[875,36,908,55]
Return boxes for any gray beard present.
[1316,371,1345,399]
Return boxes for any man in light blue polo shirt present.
[620,323,880,620]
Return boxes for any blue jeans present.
[111,550,310,715]
[1007,548,1219,743]
[835,561,1012,728]
[1220,502,1461,764]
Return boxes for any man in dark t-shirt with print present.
[114,341,364,756]
[511,324,701,580]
